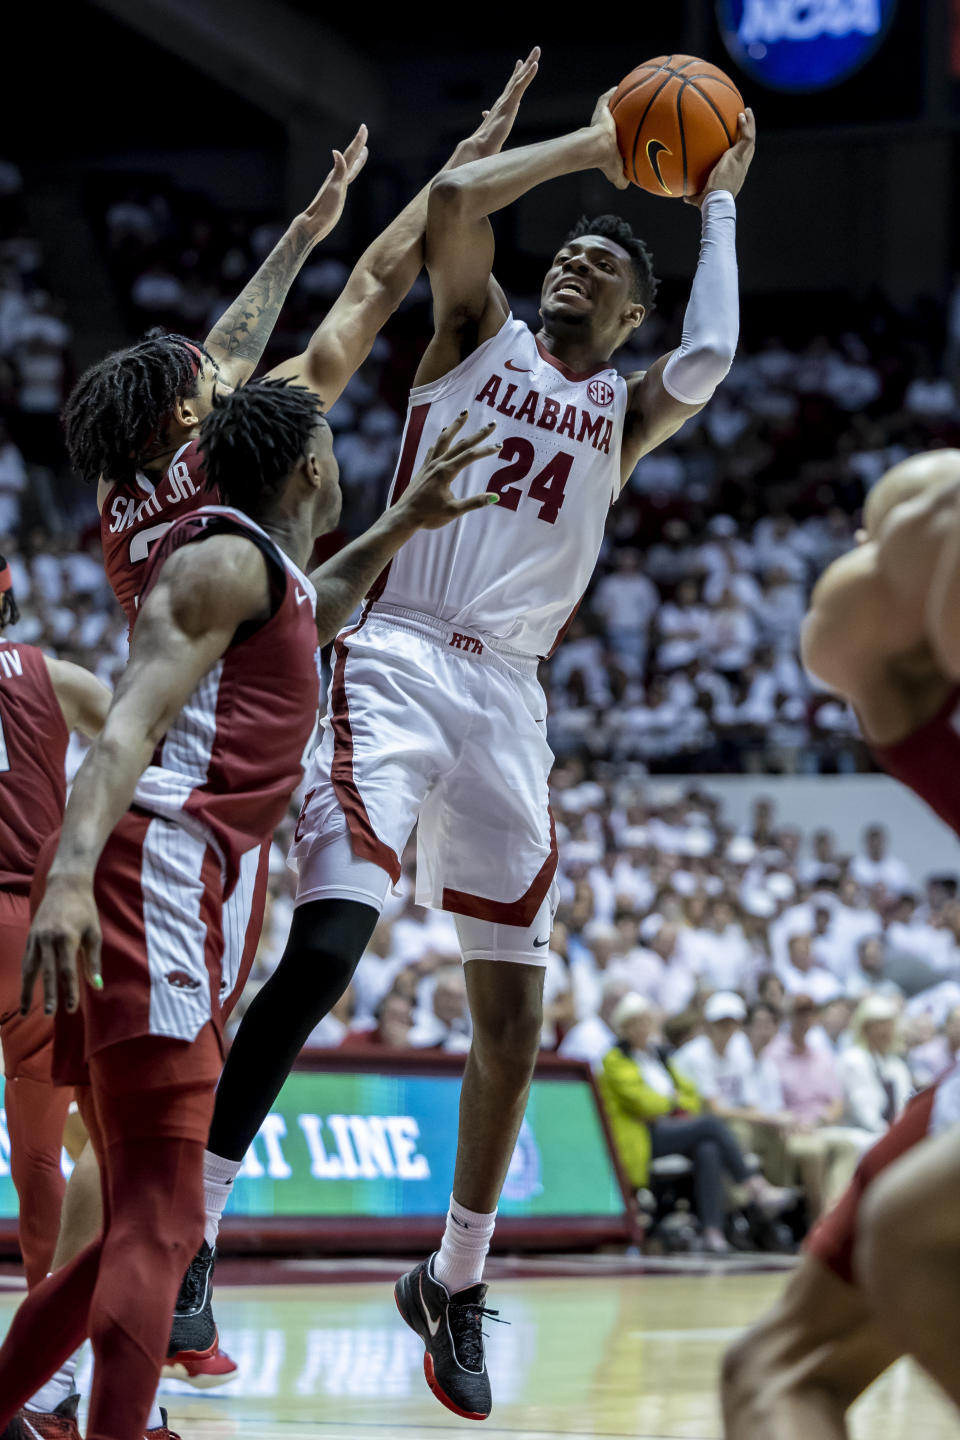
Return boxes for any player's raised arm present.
[309,414,501,643]
[203,128,369,388]
[22,537,270,1017]
[621,110,755,477]
[417,80,630,381]
[267,53,540,409]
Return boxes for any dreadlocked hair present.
[0,592,19,630]
[0,557,20,631]
[198,379,324,519]
[565,215,659,312]
[62,329,210,487]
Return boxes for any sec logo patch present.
[587,378,614,408]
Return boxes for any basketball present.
[611,55,745,198]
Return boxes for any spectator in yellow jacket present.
[599,994,795,1253]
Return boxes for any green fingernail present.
[91,974,104,991]
[487,494,499,504]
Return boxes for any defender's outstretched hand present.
[292,125,370,248]
[686,108,756,207]
[465,49,541,158]
[398,414,502,530]
[22,874,102,1017]
[589,88,630,190]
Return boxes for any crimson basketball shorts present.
[52,808,226,1087]
[78,1026,223,1156]
[290,604,559,965]
[806,1071,960,1284]
[0,888,63,1086]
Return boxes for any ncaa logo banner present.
[717,0,897,91]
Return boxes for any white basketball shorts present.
[289,603,559,965]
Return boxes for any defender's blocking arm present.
[268,52,540,409]
[204,128,369,388]
[22,538,269,1015]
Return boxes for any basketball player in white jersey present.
[202,79,756,1420]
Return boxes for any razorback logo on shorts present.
[166,969,202,991]
[587,378,614,408]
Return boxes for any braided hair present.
[565,215,659,311]
[0,556,20,631]
[62,329,210,487]
[198,379,325,520]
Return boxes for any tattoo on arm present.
[205,227,310,372]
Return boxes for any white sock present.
[25,1349,80,1412]
[146,1398,164,1430]
[203,1150,242,1249]
[432,1194,497,1295]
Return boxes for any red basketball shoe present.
[146,1408,181,1439]
[161,1336,238,1389]
[1,1394,80,1440]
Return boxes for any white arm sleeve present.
[661,189,739,407]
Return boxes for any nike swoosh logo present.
[295,589,310,606]
[533,936,549,948]
[504,359,533,373]
[419,1274,441,1337]
[646,139,673,196]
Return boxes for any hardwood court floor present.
[3,1270,956,1439]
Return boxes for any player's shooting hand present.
[459,49,541,160]
[588,89,629,191]
[293,125,370,246]
[21,875,102,1018]
[686,108,756,207]
[399,413,502,531]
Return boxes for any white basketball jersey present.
[373,315,627,658]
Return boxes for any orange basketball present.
[611,55,744,199]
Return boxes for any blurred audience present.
[5,159,960,1252]
[9,164,960,778]
[599,993,793,1254]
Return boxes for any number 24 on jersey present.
[487,439,572,525]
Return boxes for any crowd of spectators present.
[5,171,960,778]
[87,176,960,774]
[244,784,960,1249]
[4,160,960,1249]
[0,161,74,540]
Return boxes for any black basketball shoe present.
[395,1254,501,1421]
[162,1241,238,1388]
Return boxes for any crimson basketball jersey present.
[374,315,627,658]
[100,439,216,626]
[809,1062,960,1285]
[0,641,67,894]
[132,506,320,896]
[869,688,960,839]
